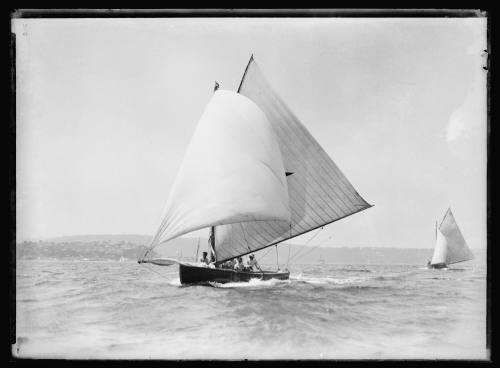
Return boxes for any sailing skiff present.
[179,264,290,285]
[427,207,474,269]
[138,56,372,285]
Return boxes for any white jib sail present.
[431,228,448,265]
[149,90,291,247]
[439,208,474,265]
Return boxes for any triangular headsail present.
[145,89,291,254]
[214,57,372,263]
[430,208,474,265]
[430,228,448,265]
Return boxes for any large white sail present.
[430,228,448,265]
[214,57,372,262]
[148,90,291,248]
[439,208,474,265]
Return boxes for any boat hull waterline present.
[179,263,290,285]
[428,263,448,269]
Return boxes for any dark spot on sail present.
[285,172,294,176]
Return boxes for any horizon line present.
[15,234,486,251]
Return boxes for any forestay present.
[214,57,372,263]
[148,90,291,249]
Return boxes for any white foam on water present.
[291,274,367,285]
[167,277,181,286]
[208,277,287,289]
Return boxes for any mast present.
[208,80,219,263]
[195,237,200,261]
[435,220,437,240]
[209,226,216,262]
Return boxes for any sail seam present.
[250,87,363,216]
[271,93,365,204]
[244,63,369,207]
[257,101,349,219]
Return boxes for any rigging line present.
[138,247,147,262]
[256,246,274,264]
[240,223,252,252]
[314,234,335,247]
[139,234,159,262]
[140,246,153,263]
[288,227,324,261]
[275,245,279,271]
[138,240,153,261]
[287,243,291,268]
[195,237,200,262]
[286,223,292,268]
[297,238,331,261]
[290,234,335,263]
[142,263,173,281]
[288,233,332,264]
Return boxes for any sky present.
[14,17,487,250]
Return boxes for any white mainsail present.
[430,208,474,265]
[214,57,372,262]
[148,89,291,249]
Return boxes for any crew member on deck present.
[222,259,236,269]
[200,252,209,265]
[234,257,245,271]
[208,254,216,268]
[246,254,262,272]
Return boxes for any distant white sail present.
[430,208,474,265]
[440,208,474,265]
[149,90,291,247]
[430,229,448,265]
[214,57,372,262]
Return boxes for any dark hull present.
[428,263,448,269]
[179,263,290,285]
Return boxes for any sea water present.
[14,260,488,360]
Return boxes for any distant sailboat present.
[427,208,474,269]
[138,56,372,285]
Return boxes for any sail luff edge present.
[237,54,254,93]
[439,207,452,229]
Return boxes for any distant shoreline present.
[15,236,486,266]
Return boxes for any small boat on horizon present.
[138,56,372,285]
[427,207,474,270]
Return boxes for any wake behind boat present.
[427,207,474,270]
[138,56,372,285]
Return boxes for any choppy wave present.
[341,269,372,273]
[15,260,487,360]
